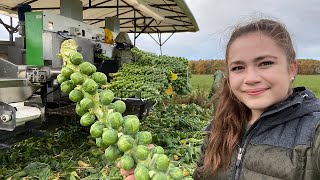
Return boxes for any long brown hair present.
[203,19,296,175]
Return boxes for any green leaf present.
[23,162,52,180]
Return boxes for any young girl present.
[193,19,320,180]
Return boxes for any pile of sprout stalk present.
[107,47,192,101]
[56,39,186,180]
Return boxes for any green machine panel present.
[25,12,43,66]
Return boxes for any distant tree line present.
[189,59,320,75]
[297,59,320,74]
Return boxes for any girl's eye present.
[230,66,244,72]
[259,61,274,67]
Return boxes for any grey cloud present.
[134,0,320,60]
[1,1,320,60]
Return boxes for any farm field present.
[294,75,320,98]
[190,74,320,98]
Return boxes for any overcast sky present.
[1,0,320,60]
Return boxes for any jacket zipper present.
[236,148,244,167]
[234,146,244,179]
[236,147,244,167]
[233,122,262,180]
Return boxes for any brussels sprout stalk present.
[57,39,185,180]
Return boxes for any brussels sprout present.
[124,115,140,134]
[60,39,78,56]
[91,72,107,85]
[102,129,118,146]
[80,112,95,126]
[79,97,94,111]
[70,72,85,85]
[108,112,124,129]
[117,135,134,152]
[151,172,166,180]
[120,154,135,171]
[90,121,105,138]
[70,51,83,65]
[96,137,109,149]
[80,62,96,75]
[99,90,114,105]
[91,63,97,72]
[154,154,169,172]
[151,146,165,156]
[113,100,126,114]
[168,167,183,180]
[134,164,150,180]
[134,145,149,161]
[75,102,87,116]
[57,74,68,84]
[61,80,75,94]
[61,67,73,78]
[136,131,152,145]
[69,89,83,102]
[104,145,122,161]
[82,79,98,94]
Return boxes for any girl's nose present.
[243,67,261,85]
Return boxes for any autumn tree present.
[189,59,320,75]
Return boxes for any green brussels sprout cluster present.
[107,47,192,101]
[108,63,169,101]
[131,48,192,95]
[57,39,185,180]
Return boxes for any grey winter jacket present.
[193,87,320,180]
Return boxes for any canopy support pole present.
[0,18,19,41]
[147,32,174,55]
[134,10,136,46]
[9,17,13,41]
[117,0,119,16]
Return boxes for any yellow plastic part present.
[104,29,114,44]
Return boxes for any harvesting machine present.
[0,4,139,149]
[0,0,199,149]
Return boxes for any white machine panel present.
[42,12,105,40]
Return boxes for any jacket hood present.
[260,87,320,126]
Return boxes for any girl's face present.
[227,32,297,118]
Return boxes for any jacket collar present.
[259,87,319,126]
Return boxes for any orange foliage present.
[189,59,320,75]
[189,60,225,74]
[298,59,320,75]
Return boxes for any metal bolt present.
[0,115,11,123]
